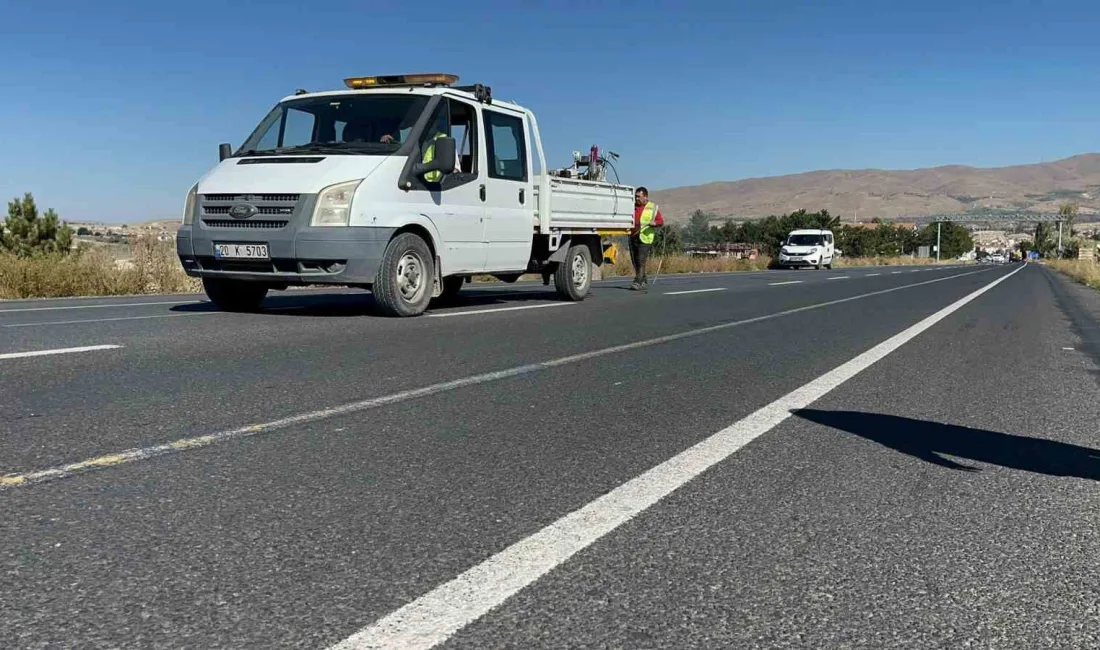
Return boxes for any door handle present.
[519,188,525,204]
[479,184,486,202]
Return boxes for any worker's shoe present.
[630,282,642,291]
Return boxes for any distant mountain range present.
[651,154,1100,223]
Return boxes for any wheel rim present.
[571,253,588,289]
[396,251,427,303]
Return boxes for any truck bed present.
[533,176,635,233]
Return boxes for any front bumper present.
[778,255,821,267]
[177,192,396,285]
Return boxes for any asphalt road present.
[2,262,1098,649]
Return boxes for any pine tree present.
[1,193,74,257]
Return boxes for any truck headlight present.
[311,180,362,227]
[182,183,198,225]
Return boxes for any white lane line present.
[426,303,574,318]
[827,276,850,280]
[664,288,727,296]
[2,313,218,328]
[891,271,903,275]
[768,281,803,286]
[0,300,202,313]
[329,263,1027,650]
[865,273,881,277]
[0,267,994,491]
[0,345,122,360]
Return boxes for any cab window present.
[484,110,527,182]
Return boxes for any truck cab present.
[176,73,633,316]
[776,229,835,269]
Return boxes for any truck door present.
[480,108,534,271]
[415,98,486,274]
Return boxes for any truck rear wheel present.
[553,243,592,301]
[202,278,268,312]
[374,233,434,317]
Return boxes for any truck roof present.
[279,86,528,114]
[789,228,833,235]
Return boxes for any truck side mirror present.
[219,143,232,161]
[414,136,457,179]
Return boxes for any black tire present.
[553,243,592,301]
[202,277,268,312]
[373,233,435,317]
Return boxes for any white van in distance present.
[176,73,635,317]
[776,229,835,269]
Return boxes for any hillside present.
[651,153,1100,222]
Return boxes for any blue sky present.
[2,0,1099,222]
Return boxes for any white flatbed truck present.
[176,73,635,316]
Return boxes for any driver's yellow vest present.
[638,201,659,245]
[423,132,446,183]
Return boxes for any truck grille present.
[203,206,294,216]
[201,219,289,229]
[202,194,300,203]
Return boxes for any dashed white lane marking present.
[329,263,1027,650]
[664,288,727,295]
[3,313,218,328]
[827,276,850,280]
[768,281,803,286]
[426,303,574,318]
[865,273,881,277]
[892,271,904,274]
[0,267,995,491]
[0,300,202,313]
[0,345,122,360]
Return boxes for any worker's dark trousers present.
[630,236,652,285]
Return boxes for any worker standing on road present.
[630,187,664,291]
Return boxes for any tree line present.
[654,209,975,259]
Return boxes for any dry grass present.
[834,256,957,268]
[1046,259,1100,290]
[606,253,772,277]
[0,235,200,299]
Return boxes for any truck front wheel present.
[374,233,435,317]
[553,243,592,301]
[202,278,268,312]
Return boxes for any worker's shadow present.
[793,409,1100,481]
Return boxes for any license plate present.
[214,243,269,259]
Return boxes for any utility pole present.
[936,221,942,262]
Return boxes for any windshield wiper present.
[274,143,394,155]
[234,149,281,157]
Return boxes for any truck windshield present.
[237,94,430,156]
[787,235,824,246]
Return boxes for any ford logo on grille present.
[228,203,258,219]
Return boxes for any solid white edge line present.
[426,303,574,318]
[664,288,727,295]
[0,300,202,313]
[0,345,122,360]
[328,263,1027,650]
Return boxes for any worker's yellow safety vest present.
[423,132,446,183]
[638,201,659,244]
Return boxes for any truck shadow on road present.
[793,409,1100,481]
[169,289,562,317]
